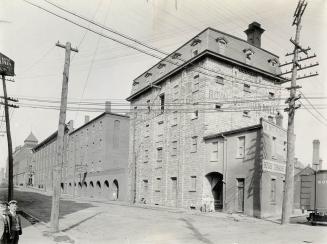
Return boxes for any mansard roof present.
[127,27,286,101]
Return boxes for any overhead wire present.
[38,0,286,92]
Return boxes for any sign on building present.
[0,53,15,76]
[262,159,286,174]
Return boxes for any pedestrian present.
[7,201,22,244]
[0,201,10,244]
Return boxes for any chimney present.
[68,120,74,132]
[275,111,283,127]
[244,22,265,48]
[105,101,111,113]
[312,139,320,170]
[84,115,90,124]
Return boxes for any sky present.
[0,0,326,169]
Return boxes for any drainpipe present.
[221,134,227,211]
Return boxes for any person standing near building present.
[0,201,10,244]
[7,201,21,244]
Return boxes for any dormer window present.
[192,49,199,57]
[215,36,228,45]
[145,72,152,78]
[216,36,228,54]
[243,110,250,118]
[191,37,201,46]
[243,48,254,63]
[216,75,224,85]
[268,58,279,67]
[132,81,139,86]
[158,63,166,69]
[172,52,182,59]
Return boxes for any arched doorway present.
[103,180,109,199]
[112,179,119,200]
[205,172,224,211]
[89,181,94,198]
[96,181,101,198]
[82,182,88,197]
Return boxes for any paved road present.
[1,188,326,244]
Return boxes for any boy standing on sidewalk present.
[0,201,10,244]
[7,201,22,244]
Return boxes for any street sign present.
[0,53,15,76]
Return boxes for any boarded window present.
[237,136,245,158]
[113,120,120,149]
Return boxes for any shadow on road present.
[179,217,214,244]
[0,188,94,223]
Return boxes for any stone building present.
[12,132,38,187]
[127,22,287,217]
[63,103,130,201]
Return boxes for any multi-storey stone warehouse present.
[127,22,288,218]
[31,102,130,201]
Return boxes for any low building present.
[63,103,130,201]
[12,133,38,187]
[32,124,72,191]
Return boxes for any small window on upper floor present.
[172,52,182,59]
[269,92,275,99]
[190,38,201,47]
[159,93,165,114]
[191,110,199,120]
[216,75,224,85]
[237,136,245,158]
[215,103,222,110]
[147,100,151,113]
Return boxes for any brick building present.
[32,123,72,190]
[64,103,129,201]
[127,22,287,217]
[31,103,130,201]
[12,132,38,187]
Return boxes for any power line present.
[299,90,327,123]
[27,0,285,92]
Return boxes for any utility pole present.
[280,0,319,224]
[1,76,18,201]
[50,41,77,232]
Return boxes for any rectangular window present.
[157,147,163,162]
[237,136,245,158]
[272,137,277,159]
[243,84,251,93]
[171,111,178,126]
[190,176,197,191]
[243,110,250,118]
[191,110,198,120]
[145,124,150,138]
[159,94,165,113]
[216,75,224,85]
[215,103,222,110]
[171,141,177,156]
[210,142,218,161]
[155,178,161,192]
[143,179,148,190]
[270,178,276,202]
[191,136,198,153]
[144,150,149,163]
[269,92,275,99]
[171,177,177,193]
[173,85,179,101]
[147,100,151,113]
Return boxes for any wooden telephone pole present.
[280,0,318,224]
[50,41,78,232]
[1,76,18,201]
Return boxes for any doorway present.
[205,172,224,211]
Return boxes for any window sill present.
[155,190,160,192]
[189,190,196,192]
[236,156,244,159]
